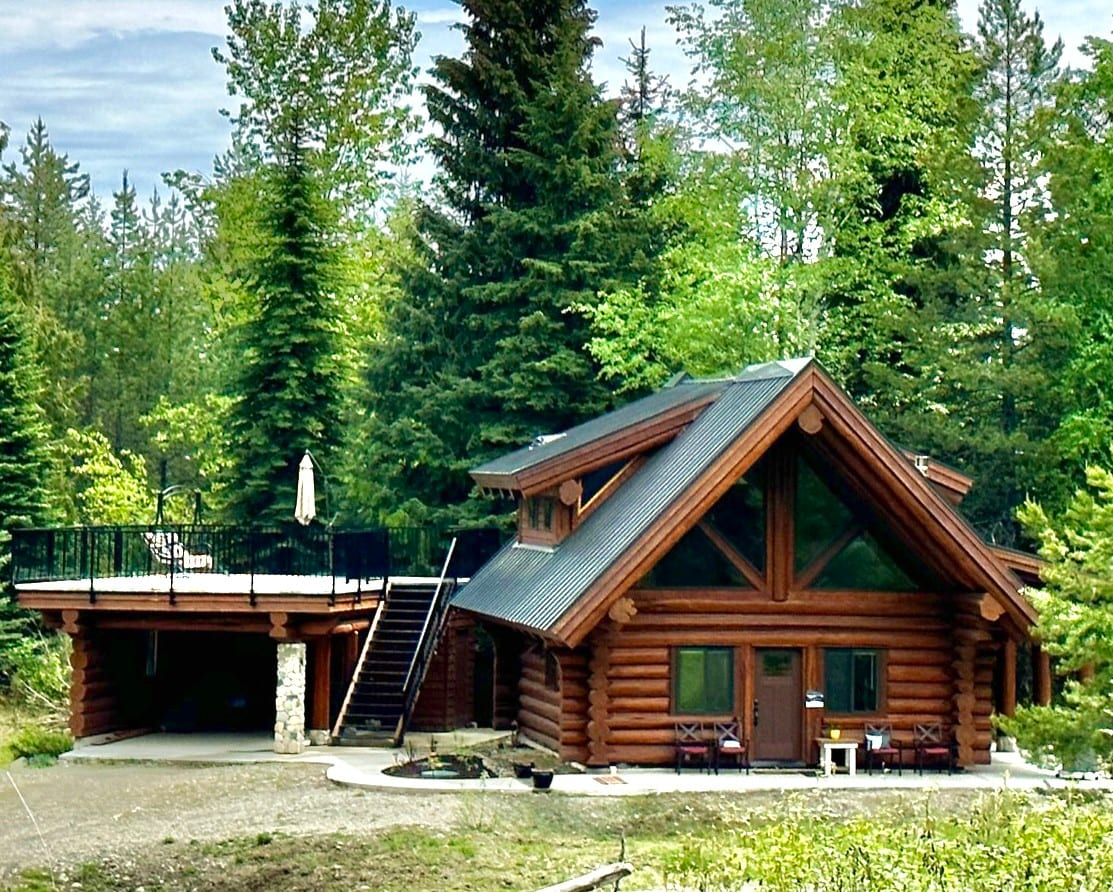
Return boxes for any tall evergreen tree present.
[213,0,417,523]
[223,149,346,524]
[362,0,644,524]
[0,277,51,533]
[0,119,107,434]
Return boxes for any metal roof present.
[470,378,728,479]
[452,360,805,634]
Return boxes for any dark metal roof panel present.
[471,379,728,478]
[452,364,802,633]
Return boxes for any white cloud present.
[416,7,464,27]
[0,1,226,51]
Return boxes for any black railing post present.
[87,528,96,604]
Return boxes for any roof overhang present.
[550,365,1036,647]
[471,389,721,497]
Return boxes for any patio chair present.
[144,530,213,571]
[674,721,711,774]
[713,719,750,775]
[863,723,903,776]
[914,723,956,775]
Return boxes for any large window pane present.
[824,648,880,714]
[815,533,920,591]
[704,465,766,572]
[674,647,734,714]
[642,528,749,588]
[795,458,854,571]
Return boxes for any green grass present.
[3,788,1112,891]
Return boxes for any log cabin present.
[452,358,1048,768]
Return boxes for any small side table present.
[816,738,859,776]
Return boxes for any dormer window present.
[528,496,556,531]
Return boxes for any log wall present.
[70,628,152,739]
[513,587,1005,767]
[412,612,476,732]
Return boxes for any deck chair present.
[914,723,956,775]
[713,719,750,774]
[674,722,711,774]
[144,530,213,571]
[864,723,903,776]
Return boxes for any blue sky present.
[0,0,1105,203]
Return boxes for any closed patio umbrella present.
[294,451,316,526]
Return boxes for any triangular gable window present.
[703,463,766,573]
[794,458,854,572]
[641,527,751,588]
[814,531,921,591]
[795,453,935,591]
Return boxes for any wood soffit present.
[551,365,1037,647]
[471,393,719,497]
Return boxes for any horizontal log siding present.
[589,588,985,767]
[518,648,561,752]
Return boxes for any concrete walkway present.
[61,731,1112,796]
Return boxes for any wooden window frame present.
[822,647,886,716]
[671,645,735,716]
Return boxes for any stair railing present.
[393,537,458,745]
[330,582,390,740]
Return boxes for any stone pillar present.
[274,642,308,754]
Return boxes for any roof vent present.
[913,455,930,475]
[530,433,567,450]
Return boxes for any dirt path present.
[0,761,456,880]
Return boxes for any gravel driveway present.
[0,761,456,881]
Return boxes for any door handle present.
[753,699,760,726]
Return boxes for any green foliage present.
[8,724,73,760]
[0,627,71,717]
[223,152,347,524]
[1005,466,1113,770]
[362,0,655,523]
[658,792,1113,891]
[142,394,235,513]
[214,0,418,215]
[54,428,153,525]
[0,278,52,532]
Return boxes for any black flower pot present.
[513,761,534,779]
[532,769,554,790]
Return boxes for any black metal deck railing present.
[9,524,503,591]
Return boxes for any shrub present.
[0,628,71,719]
[9,725,73,760]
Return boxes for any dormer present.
[473,378,727,546]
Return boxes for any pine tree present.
[0,277,51,532]
[0,118,107,435]
[213,0,418,524]
[0,272,54,655]
[362,0,641,523]
[224,149,345,524]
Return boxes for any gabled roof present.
[452,358,1036,646]
[471,377,727,496]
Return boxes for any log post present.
[1000,638,1017,718]
[586,626,612,767]
[307,636,332,745]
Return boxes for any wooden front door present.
[753,648,803,763]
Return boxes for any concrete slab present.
[60,732,1113,797]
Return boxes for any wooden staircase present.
[332,539,459,746]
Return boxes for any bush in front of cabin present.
[8,725,73,764]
